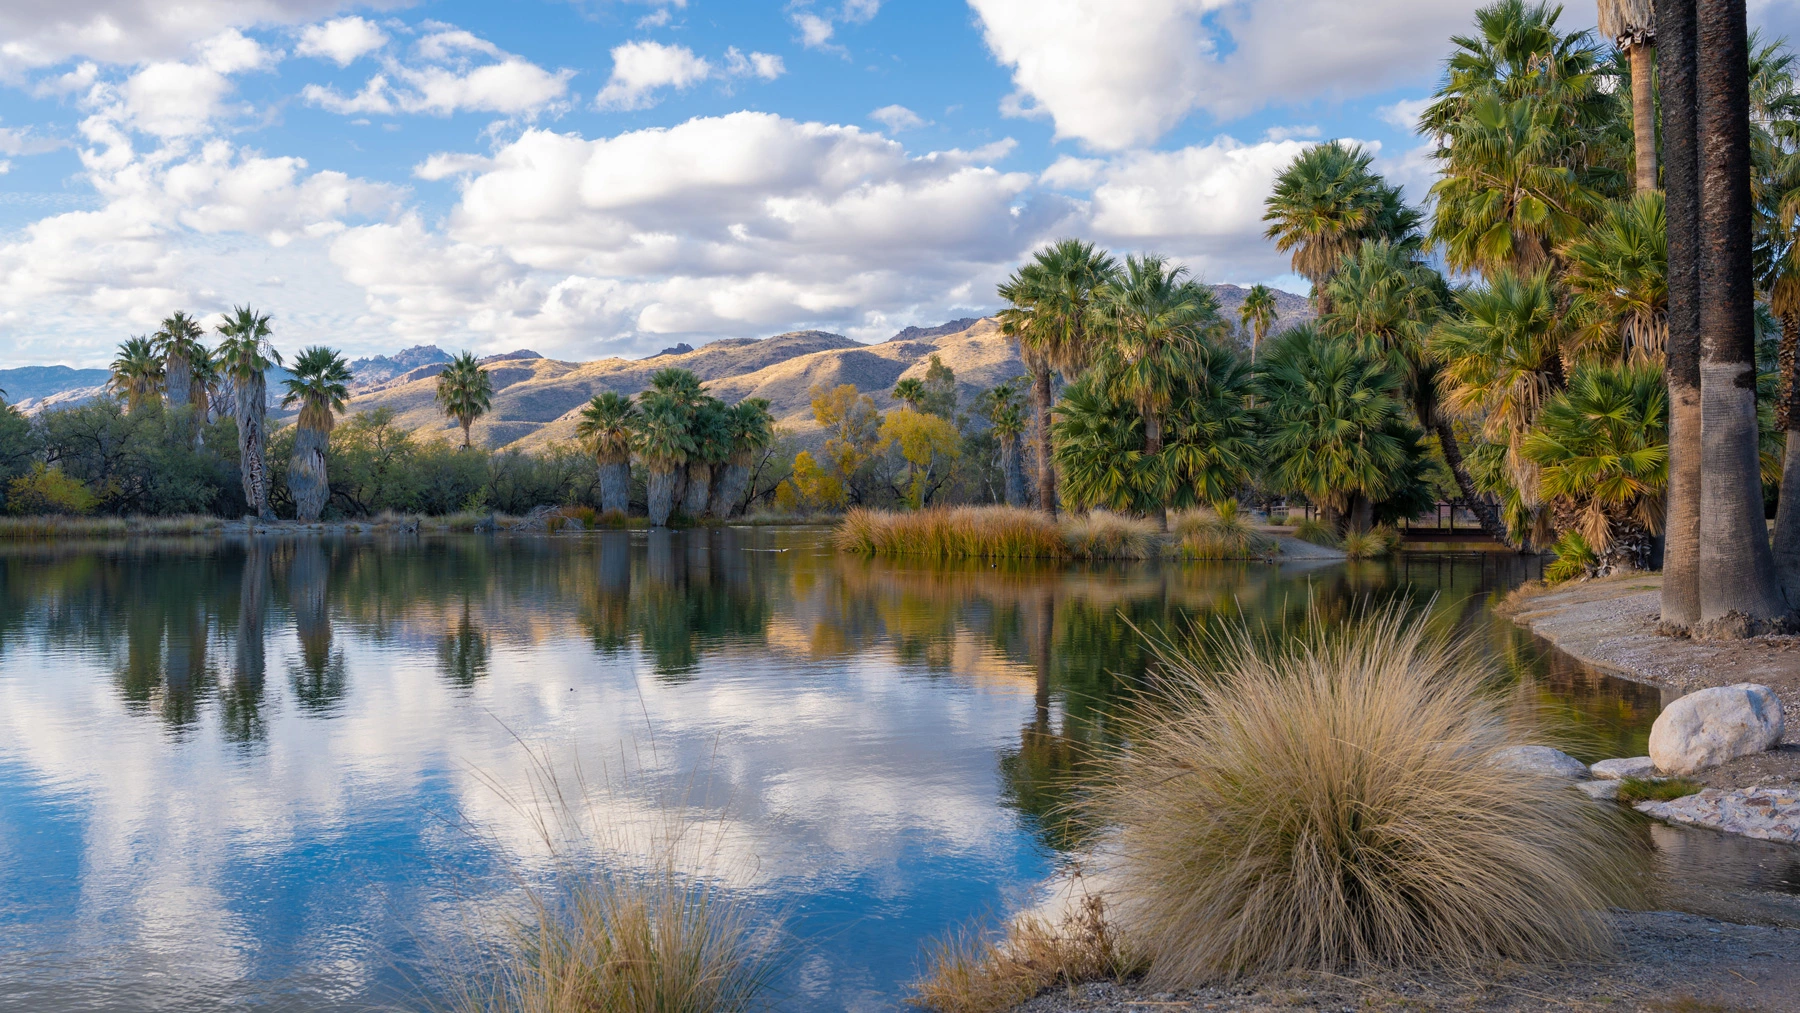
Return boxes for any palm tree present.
[1598,0,1658,193]
[154,311,206,413]
[1262,142,1418,309]
[997,238,1118,516]
[682,398,731,518]
[632,392,695,527]
[1051,377,1152,515]
[1521,361,1667,572]
[435,351,493,449]
[1238,284,1278,363]
[575,391,639,516]
[1090,255,1220,528]
[1423,0,1612,135]
[109,336,164,412]
[215,306,281,519]
[1658,0,1702,627]
[1258,324,1418,533]
[710,398,774,518]
[985,379,1029,506]
[1322,240,1512,545]
[1562,192,1667,363]
[281,346,352,522]
[1693,0,1787,626]
[892,377,926,410]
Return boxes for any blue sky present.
[3,0,1799,367]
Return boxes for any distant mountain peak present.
[347,345,452,387]
[886,317,985,342]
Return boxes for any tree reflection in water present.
[287,540,347,713]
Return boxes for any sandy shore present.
[1499,573,1800,789]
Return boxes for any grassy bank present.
[0,507,846,540]
[835,506,1292,561]
[912,608,1637,1010]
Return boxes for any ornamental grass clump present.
[1061,511,1161,559]
[1291,516,1337,548]
[1093,608,1636,986]
[835,506,1067,559]
[1177,503,1274,560]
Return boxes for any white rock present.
[1575,780,1621,801]
[1647,684,1786,775]
[1637,787,1800,844]
[1493,745,1590,779]
[1589,756,1658,780]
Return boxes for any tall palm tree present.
[109,336,164,412]
[154,311,206,414]
[996,238,1118,517]
[632,391,695,528]
[892,377,926,410]
[435,351,493,450]
[281,346,352,523]
[1694,0,1787,626]
[1090,254,1219,528]
[1598,0,1658,193]
[575,391,639,516]
[1238,284,1278,363]
[985,379,1029,506]
[1322,240,1512,545]
[710,398,774,518]
[1562,192,1668,364]
[1262,142,1418,310]
[682,398,731,518]
[1658,0,1702,628]
[215,306,281,519]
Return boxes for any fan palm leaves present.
[153,311,207,413]
[1422,0,1610,135]
[109,336,165,412]
[985,378,1030,506]
[1091,255,1222,465]
[281,346,353,522]
[215,306,281,519]
[576,391,639,515]
[1261,141,1419,302]
[1238,284,1279,363]
[892,378,926,410]
[1521,361,1667,569]
[632,390,697,527]
[435,351,494,449]
[997,238,1119,514]
[710,397,774,518]
[1563,192,1667,364]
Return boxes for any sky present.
[4,0,1800,368]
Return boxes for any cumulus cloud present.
[1378,96,1434,133]
[788,0,882,51]
[723,47,784,81]
[295,16,387,66]
[0,0,373,74]
[302,29,573,118]
[969,0,1486,149]
[0,124,67,157]
[870,104,925,132]
[594,41,713,110]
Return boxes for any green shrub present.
[1546,530,1599,584]
[7,464,98,516]
[1292,516,1337,547]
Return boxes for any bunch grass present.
[909,893,1140,1013]
[1087,606,1637,986]
[835,506,1069,559]
[1177,503,1275,560]
[1061,511,1161,560]
[1291,516,1337,548]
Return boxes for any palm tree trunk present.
[682,461,712,518]
[164,353,191,411]
[599,457,632,516]
[1630,41,1659,193]
[1143,407,1167,531]
[1002,434,1027,506]
[461,419,472,449]
[289,425,330,522]
[236,373,271,519]
[1434,420,1511,546]
[1032,367,1057,517]
[647,464,677,527]
[1661,0,1704,631]
[1775,310,1800,598]
[710,455,750,518]
[1696,0,1788,631]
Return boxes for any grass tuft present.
[1177,504,1275,560]
[909,892,1140,1013]
[835,506,1069,559]
[1615,776,1705,805]
[1291,516,1337,548]
[1087,607,1637,986]
[1062,511,1161,560]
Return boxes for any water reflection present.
[0,531,1767,1013]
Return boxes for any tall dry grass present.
[910,891,1138,1013]
[0,514,227,539]
[1060,511,1160,560]
[835,507,1068,559]
[1091,607,1637,986]
[1175,503,1274,560]
[448,754,779,1013]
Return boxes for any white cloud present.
[723,47,784,81]
[1378,96,1433,133]
[197,29,277,74]
[414,152,496,181]
[302,30,573,118]
[117,61,240,138]
[295,16,387,67]
[1262,124,1320,142]
[789,0,882,51]
[0,0,374,74]
[870,104,925,132]
[34,61,99,97]
[0,124,67,157]
[594,41,712,111]
[969,0,1486,150]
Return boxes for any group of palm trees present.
[999,0,1800,634]
[573,369,775,526]
[108,311,352,521]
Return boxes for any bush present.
[1177,503,1274,560]
[835,506,1066,559]
[911,892,1140,1013]
[1088,608,1635,984]
[1339,526,1400,560]
[1292,516,1337,547]
[1062,511,1161,559]
[1545,530,1600,584]
[7,463,98,515]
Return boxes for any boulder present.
[1493,745,1590,780]
[1589,756,1658,780]
[1648,684,1785,775]
[1575,780,1621,801]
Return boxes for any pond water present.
[0,528,1790,1012]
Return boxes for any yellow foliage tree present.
[880,408,962,507]
[809,383,887,502]
[775,449,846,511]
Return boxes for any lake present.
[0,528,1792,1012]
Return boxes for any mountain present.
[1210,284,1314,336]
[1,365,111,405]
[346,345,453,387]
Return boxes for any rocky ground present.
[1499,573,1800,789]
[1015,912,1800,1012]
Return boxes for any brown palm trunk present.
[1143,406,1166,531]
[1660,0,1703,631]
[1630,41,1659,193]
[461,419,472,449]
[1434,419,1512,547]
[1696,0,1788,631]
[1033,367,1057,517]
